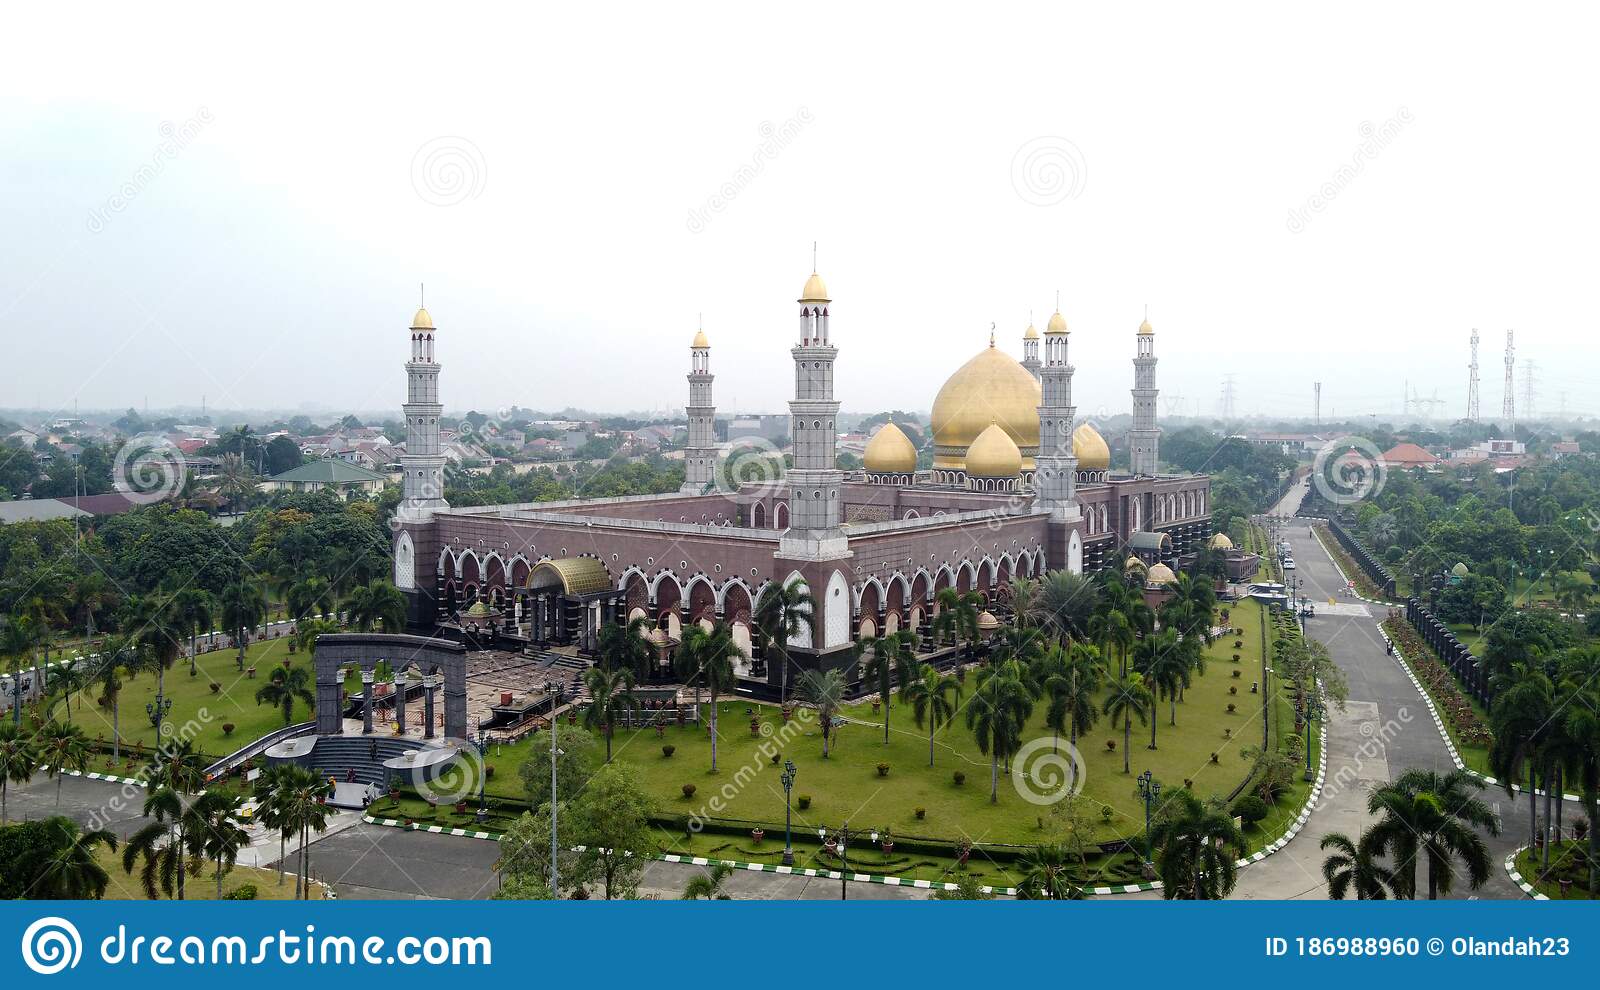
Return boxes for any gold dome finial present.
[410,282,434,330]
[1138,304,1153,335]
[989,322,996,348]
[1024,311,1040,340]
[1045,291,1068,335]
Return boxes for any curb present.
[1503,847,1550,901]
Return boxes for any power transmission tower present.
[1313,382,1321,426]
[1521,360,1538,420]
[1466,328,1480,422]
[1220,375,1237,419]
[1502,330,1515,431]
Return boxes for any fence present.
[1404,597,1493,706]
[1326,519,1397,598]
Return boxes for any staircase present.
[269,735,455,788]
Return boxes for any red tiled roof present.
[1381,442,1439,466]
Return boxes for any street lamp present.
[1137,769,1161,877]
[472,732,490,823]
[1300,697,1324,781]
[146,695,173,732]
[780,759,797,866]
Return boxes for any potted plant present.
[682,783,697,799]
[797,794,812,810]
[662,744,675,758]
[881,831,894,856]
[876,762,890,777]
[952,771,965,787]
[751,827,765,844]
[914,807,926,820]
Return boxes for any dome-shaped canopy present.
[1451,561,1470,577]
[1023,321,1040,341]
[1146,563,1178,586]
[863,422,917,474]
[976,610,1001,632]
[931,344,1040,470]
[1045,310,1069,335]
[1123,556,1148,572]
[1073,423,1111,471]
[692,329,709,348]
[965,423,1023,478]
[411,307,434,331]
[1208,532,1234,550]
[799,271,830,303]
[1138,319,1153,335]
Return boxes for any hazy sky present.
[4,3,1598,425]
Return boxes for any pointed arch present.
[823,570,850,649]
[394,530,415,590]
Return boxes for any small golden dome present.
[966,423,1022,478]
[1073,423,1110,471]
[799,271,830,304]
[1123,556,1148,572]
[863,422,917,474]
[1208,532,1234,550]
[1146,563,1177,586]
[1023,321,1040,341]
[1138,319,1153,335]
[976,610,1001,632]
[1045,310,1069,335]
[692,329,709,348]
[411,307,434,331]
[930,346,1041,470]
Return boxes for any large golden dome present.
[931,342,1041,470]
[1073,423,1110,471]
[863,422,917,474]
[965,423,1022,478]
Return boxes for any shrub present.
[1210,753,1220,763]
[1106,739,1116,751]
[484,764,494,779]
[876,762,890,777]
[223,884,258,900]
[1100,806,1114,822]
[1229,686,1238,695]
[1233,794,1269,826]
[1232,654,1241,662]
[797,795,812,810]
[1233,640,1243,649]
[681,783,696,799]
[952,771,965,786]
[662,744,675,758]
[1227,703,1237,713]
[914,807,926,820]
[222,722,236,736]
[1231,669,1242,678]
[209,682,221,694]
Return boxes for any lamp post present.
[1301,697,1324,781]
[1137,769,1161,878]
[780,759,797,866]
[146,694,172,733]
[472,732,490,823]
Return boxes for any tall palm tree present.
[0,721,39,822]
[45,661,88,723]
[1033,643,1102,776]
[902,662,962,768]
[1152,789,1246,899]
[695,623,741,774]
[859,631,916,745]
[121,594,185,734]
[252,763,296,887]
[286,576,336,622]
[67,571,118,647]
[1103,673,1154,774]
[34,816,120,899]
[582,665,642,763]
[1320,830,1397,900]
[932,587,982,659]
[1488,662,1554,851]
[219,579,267,671]
[345,580,408,632]
[123,741,206,900]
[1015,843,1085,899]
[269,764,334,899]
[795,667,848,758]
[293,617,339,654]
[966,665,1031,802]
[1,614,43,726]
[187,790,251,898]
[1559,653,1600,896]
[1134,628,1193,746]
[95,637,132,760]
[1089,608,1136,680]
[1366,768,1501,899]
[37,720,90,806]
[169,588,215,677]
[673,623,712,712]
[1028,571,1100,644]
[599,615,655,678]
[753,577,813,706]
[254,665,316,726]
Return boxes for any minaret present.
[681,323,717,493]
[780,261,847,557]
[399,293,448,521]
[1130,313,1160,476]
[1021,316,1041,380]
[1033,295,1080,520]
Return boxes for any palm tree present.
[0,721,39,822]
[1103,673,1154,774]
[901,662,962,767]
[123,741,206,900]
[286,576,336,622]
[698,623,741,773]
[1028,571,1100,644]
[255,665,316,725]
[188,790,251,898]
[1488,662,1554,851]
[966,665,1031,802]
[282,765,335,898]
[932,587,982,658]
[1134,628,1192,747]
[673,623,712,712]
[1033,643,1102,775]
[680,861,735,899]
[34,816,120,899]
[38,721,90,806]
[583,665,642,763]
[599,615,655,678]
[1366,768,1502,899]
[1015,843,1085,899]
[345,580,408,632]
[219,579,267,671]
[1,614,43,727]
[122,594,185,733]
[169,588,215,677]
[1320,830,1397,900]
[45,661,88,723]
[1559,658,1600,897]
[795,667,848,758]
[293,617,339,654]
[95,637,132,760]
[859,631,916,745]
[253,763,296,887]
[67,571,118,647]
[1088,608,1136,680]
[1152,789,1246,899]
[753,577,813,706]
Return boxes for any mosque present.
[391,263,1214,692]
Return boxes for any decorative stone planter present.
[751,828,765,844]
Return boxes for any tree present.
[1040,642,1102,766]
[932,587,982,659]
[1028,571,1100,644]
[345,580,408,633]
[681,862,735,899]
[32,816,120,900]
[121,741,206,900]
[859,630,916,745]
[966,665,1031,802]
[1489,662,1554,851]
[901,662,962,767]
[169,588,215,677]
[254,664,315,726]
[1102,673,1154,774]
[753,577,813,705]
[599,615,654,679]
[285,576,336,622]
[45,660,88,724]
[1014,843,1085,899]
[94,637,132,760]
[252,764,297,888]
[1558,649,1600,896]
[694,623,741,773]
[796,667,848,758]
[1151,790,1246,899]
[930,874,994,900]
[582,665,642,764]
[515,722,598,813]
[1320,830,1396,900]
[1366,768,1502,899]
[1134,628,1193,746]
[0,721,39,822]
[121,594,185,732]
[37,721,89,807]
[187,790,250,898]
[568,762,656,900]
[497,806,580,897]
[276,764,334,898]
[2,614,44,727]
[219,579,267,672]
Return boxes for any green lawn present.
[1514,842,1597,900]
[92,844,329,900]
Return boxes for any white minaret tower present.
[1033,295,1080,520]
[780,257,847,558]
[681,322,717,493]
[1129,312,1160,476]
[1021,316,1041,380]
[398,291,448,521]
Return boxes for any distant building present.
[1379,442,1440,469]
[263,459,385,499]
